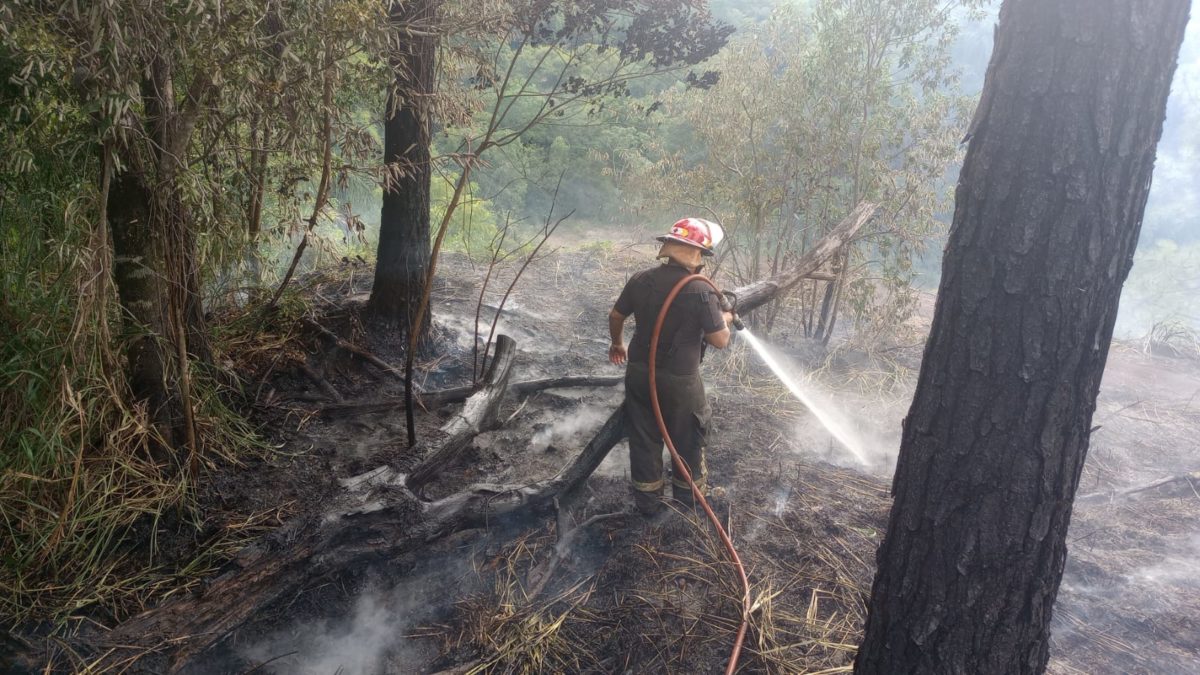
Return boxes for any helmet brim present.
[655,234,715,256]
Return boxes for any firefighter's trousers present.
[624,361,711,498]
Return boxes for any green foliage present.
[436,173,501,257]
[0,0,1000,627]
[0,0,390,623]
[0,150,263,624]
[639,0,983,343]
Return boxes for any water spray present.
[721,292,870,465]
[738,331,871,465]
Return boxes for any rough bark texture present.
[854,2,1189,674]
[109,168,173,435]
[368,0,436,331]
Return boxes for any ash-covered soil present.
[124,234,1199,674]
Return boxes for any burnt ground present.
[56,233,1200,673]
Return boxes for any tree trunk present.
[368,0,437,332]
[109,168,174,441]
[105,58,212,461]
[855,2,1189,674]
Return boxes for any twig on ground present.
[527,503,625,599]
[298,364,342,403]
[300,317,404,380]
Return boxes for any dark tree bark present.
[104,56,214,461]
[855,2,1189,674]
[108,168,173,437]
[368,0,437,332]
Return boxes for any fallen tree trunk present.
[729,201,877,315]
[406,335,517,492]
[82,406,629,673]
[319,375,624,417]
[70,203,875,672]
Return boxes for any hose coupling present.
[720,290,746,331]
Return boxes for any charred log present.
[406,335,517,492]
[87,405,629,672]
[728,201,876,315]
[318,375,624,417]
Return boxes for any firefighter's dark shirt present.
[614,261,726,375]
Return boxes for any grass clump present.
[0,178,264,628]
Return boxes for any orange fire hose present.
[648,273,750,675]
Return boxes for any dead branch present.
[86,404,628,673]
[406,335,518,493]
[804,271,839,282]
[527,501,625,598]
[478,173,572,380]
[298,364,343,403]
[730,202,878,315]
[300,317,404,380]
[317,375,624,417]
[265,45,335,312]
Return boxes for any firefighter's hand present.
[722,311,735,328]
[608,343,627,365]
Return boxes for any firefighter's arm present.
[704,311,735,349]
[608,308,628,364]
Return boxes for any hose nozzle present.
[720,290,746,331]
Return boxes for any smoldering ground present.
[175,246,1199,674]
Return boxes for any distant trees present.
[854,1,1190,673]
[646,0,984,342]
[369,0,732,343]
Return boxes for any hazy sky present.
[959,8,1199,333]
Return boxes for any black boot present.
[634,488,663,517]
[671,483,700,511]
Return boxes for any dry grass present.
[1,237,292,627]
[1140,320,1200,360]
[433,473,879,674]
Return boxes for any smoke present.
[239,593,407,674]
[594,439,631,479]
[527,404,611,452]
[238,558,471,674]
[1132,533,1200,588]
[738,332,903,472]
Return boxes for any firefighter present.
[608,218,733,516]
